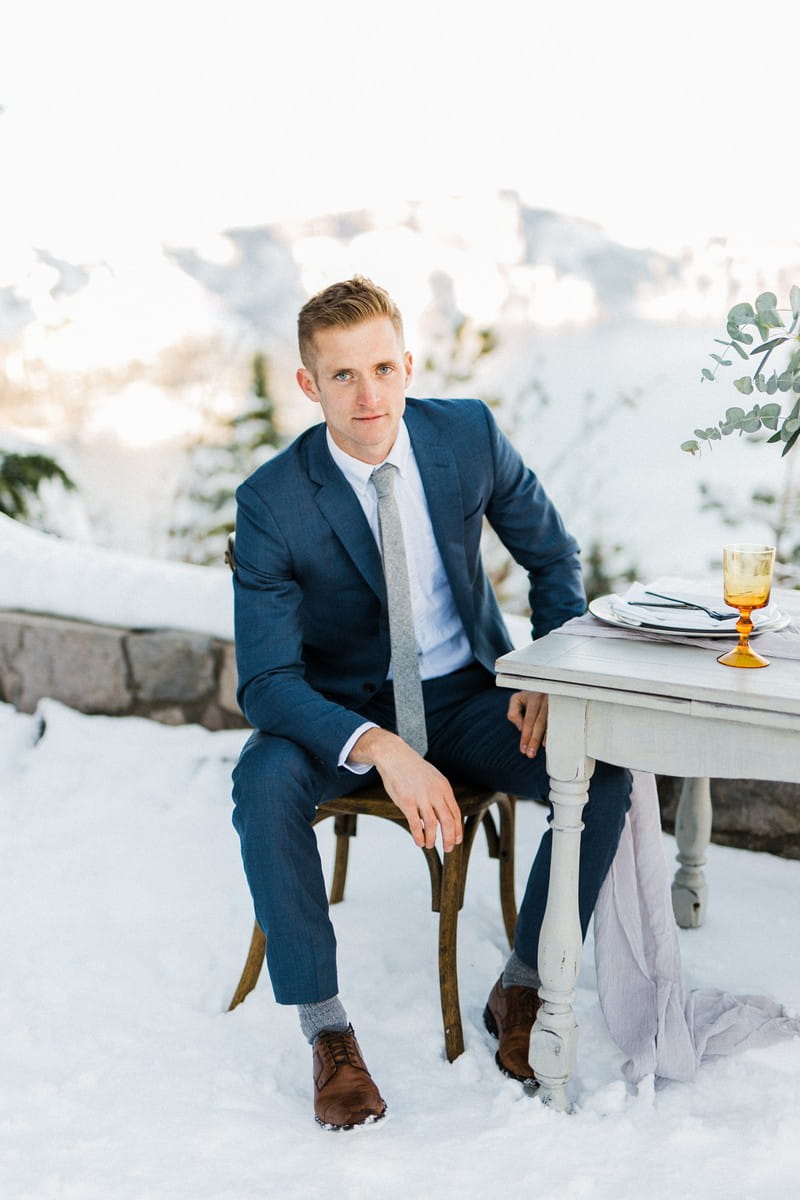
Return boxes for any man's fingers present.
[419,791,462,852]
[395,786,463,852]
[506,692,525,731]
[520,694,548,757]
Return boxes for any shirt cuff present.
[339,722,379,773]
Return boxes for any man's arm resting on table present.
[346,727,463,853]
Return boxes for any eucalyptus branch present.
[683,287,800,457]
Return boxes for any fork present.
[627,590,735,621]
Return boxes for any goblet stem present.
[735,607,754,648]
[717,605,770,668]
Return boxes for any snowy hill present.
[5,192,799,365]
[2,193,798,576]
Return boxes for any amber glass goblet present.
[717,543,776,668]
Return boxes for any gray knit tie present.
[371,463,428,756]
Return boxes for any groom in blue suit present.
[231,277,630,1129]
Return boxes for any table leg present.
[531,696,591,1112]
[671,776,712,928]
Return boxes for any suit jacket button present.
[363,682,376,694]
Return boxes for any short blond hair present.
[297,276,404,370]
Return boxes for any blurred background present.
[3,0,799,609]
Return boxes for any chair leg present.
[227,921,266,1011]
[422,845,444,911]
[496,796,518,947]
[329,813,357,904]
[438,840,466,1062]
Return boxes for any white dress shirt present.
[326,420,473,769]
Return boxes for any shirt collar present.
[326,419,412,499]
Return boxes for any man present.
[231,277,630,1130]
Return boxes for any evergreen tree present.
[170,352,283,564]
[0,451,76,522]
[232,352,280,450]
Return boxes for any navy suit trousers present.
[231,662,631,1005]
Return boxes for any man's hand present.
[507,690,548,758]
[347,728,463,852]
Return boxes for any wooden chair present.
[225,534,517,1061]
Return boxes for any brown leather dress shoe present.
[483,976,540,1086]
[312,1025,387,1131]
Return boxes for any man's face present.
[296,317,413,464]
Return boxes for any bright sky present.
[3,0,798,265]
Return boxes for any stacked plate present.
[589,580,789,639]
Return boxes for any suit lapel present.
[305,426,385,598]
[405,407,472,622]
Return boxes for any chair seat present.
[228,782,517,1061]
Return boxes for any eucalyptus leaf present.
[724,406,746,423]
[731,340,749,360]
[782,425,800,455]
[760,403,782,430]
[681,440,701,454]
[734,376,754,394]
[755,292,782,326]
[728,302,757,325]
[701,367,715,381]
[791,284,800,319]
[727,323,754,345]
[710,354,732,366]
[751,336,787,354]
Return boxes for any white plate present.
[588,594,791,638]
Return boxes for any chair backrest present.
[225,532,236,574]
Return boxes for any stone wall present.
[657,774,800,860]
[0,610,247,730]
[3,608,799,858]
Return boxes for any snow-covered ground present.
[3,518,800,1197]
[4,697,800,1200]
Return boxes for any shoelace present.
[320,1029,363,1070]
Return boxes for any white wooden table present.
[495,594,800,1110]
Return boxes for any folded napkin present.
[610,580,780,633]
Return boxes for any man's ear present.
[403,350,413,388]
[296,367,319,403]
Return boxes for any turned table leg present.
[671,776,712,929]
[530,696,591,1112]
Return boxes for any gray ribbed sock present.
[502,950,541,991]
[298,996,349,1044]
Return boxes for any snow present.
[4,697,800,1199]
[3,521,800,1198]
[0,514,233,640]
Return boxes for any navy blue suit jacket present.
[233,397,585,767]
